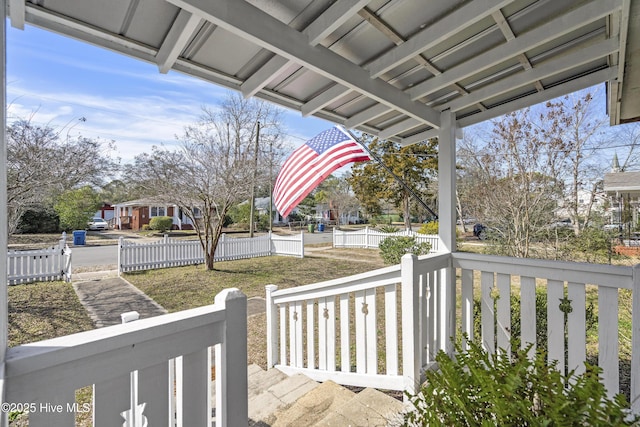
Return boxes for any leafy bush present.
[378,236,431,264]
[418,220,438,235]
[402,339,639,426]
[141,224,150,231]
[54,186,101,231]
[378,225,399,233]
[149,216,173,233]
[18,206,60,233]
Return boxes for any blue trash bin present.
[73,230,86,245]
[318,223,325,232]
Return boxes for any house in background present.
[93,203,115,221]
[113,198,201,231]
[604,155,640,228]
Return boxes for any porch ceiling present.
[9,0,640,144]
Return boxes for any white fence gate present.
[8,233,72,285]
[119,232,304,273]
[333,226,440,252]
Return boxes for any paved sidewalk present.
[72,271,167,327]
[72,270,266,327]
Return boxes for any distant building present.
[603,153,640,226]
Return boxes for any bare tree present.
[126,94,284,270]
[541,92,606,233]
[6,118,118,234]
[459,109,564,257]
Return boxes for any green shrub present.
[402,339,639,426]
[378,236,431,264]
[378,225,399,233]
[141,224,150,231]
[149,216,173,232]
[418,220,438,235]
[471,288,597,372]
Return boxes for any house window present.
[151,206,166,217]
[193,207,202,217]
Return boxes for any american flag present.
[273,126,371,218]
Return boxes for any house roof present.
[603,171,640,195]
[114,197,178,208]
[10,0,639,146]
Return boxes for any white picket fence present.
[8,233,72,285]
[119,232,304,273]
[333,226,440,252]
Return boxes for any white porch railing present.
[333,226,440,252]
[3,288,248,427]
[119,231,304,273]
[266,252,640,413]
[8,233,71,284]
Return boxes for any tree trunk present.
[403,193,411,230]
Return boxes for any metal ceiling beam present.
[9,0,25,29]
[458,67,618,128]
[25,4,157,59]
[400,128,438,147]
[367,0,516,79]
[344,104,390,128]
[156,9,202,74]
[491,9,544,92]
[301,84,351,117]
[240,0,370,99]
[378,118,421,140]
[407,0,622,101]
[169,0,441,128]
[444,37,619,113]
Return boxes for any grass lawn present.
[124,254,384,312]
[8,281,95,426]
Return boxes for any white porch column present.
[438,109,456,253]
[0,0,8,422]
[438,110,457,356]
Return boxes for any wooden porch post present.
[0,0,7,423]
[438,110,457,355]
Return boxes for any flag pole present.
[343,128,438,220]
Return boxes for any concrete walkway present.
[72,271,167,327]
[72,270,266,328]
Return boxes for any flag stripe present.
[274,143,366,207]
[275,144,370,213]
[274,142,364,206]
[273,126,371,218]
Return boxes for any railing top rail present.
[270,253,451,304]
[271,263,401,302]
[452,252,634,289]
[5,302,228,376]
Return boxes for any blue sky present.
[6,24,331,164]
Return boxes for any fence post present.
[365,226,369,249]
[268,230,273,256]
[118,237,123,276]
[332,226,336,248]
[299,231,304,258]
[215,288,248,427]
[266,284,279,368]
[632,264,640,416]
[163,234,168,268]
[401,254,421,398]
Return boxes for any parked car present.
[549,218,572,229]
[603,223,622,232]
[87,217,108,231]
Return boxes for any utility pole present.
[249,121,260,237]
